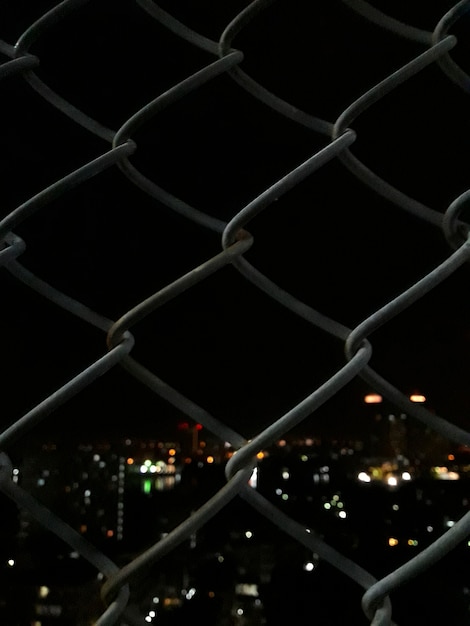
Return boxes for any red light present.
[178,422,189,430]
[195,423,203,431]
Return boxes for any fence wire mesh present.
[1,1,470,624]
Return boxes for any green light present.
[143,479,152,494]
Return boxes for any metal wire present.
[1,1,470,624]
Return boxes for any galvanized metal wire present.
[1,1,470,624]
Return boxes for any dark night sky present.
[1,1,470,446]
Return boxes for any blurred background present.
[1,1,470,624]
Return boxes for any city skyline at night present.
[2,412,470,624]
[1,2,470,625]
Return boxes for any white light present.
[148,611,156,618]
[245,530,253,539]
[446,520,455,528]
[7,559,14,567]
[145,617,152,623]
[185,588,196,600]
[387,476,398,487]
[338,511,347,519]
[304,561,315,572]
[281,471,290,480]
[235,583,259,597]
[84,489,91,497]
[358,472,371,483]
[324,503,331,510]
[249,467,258,488]
[402,472,411,481]
[236,608,244,616]
[140,465,148,474]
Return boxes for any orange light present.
[206,456,214,464]
[126,457,134,465]
[168,448,176,456]
[106,529,114,538]
[448,454,455,461]
[364,393,383,404]
[388,537,398,547]
[256,451,265,460]
[410,394,426,403]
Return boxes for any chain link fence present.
[1,1,470,624]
